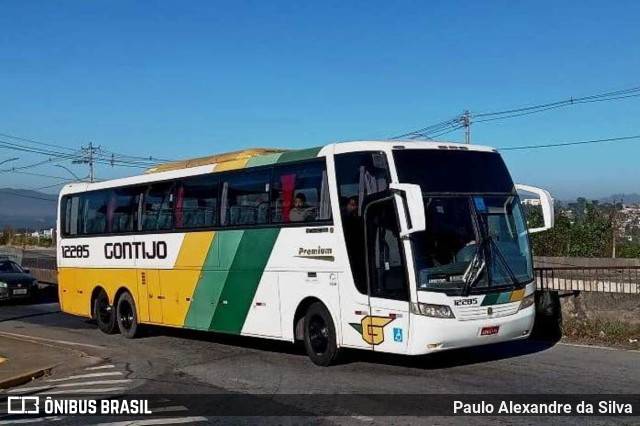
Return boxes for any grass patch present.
[562,317,640,348]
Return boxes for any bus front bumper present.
[407,305,535,355]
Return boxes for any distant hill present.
[600,193,640,204]
[0,188,57,229]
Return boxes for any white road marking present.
[51,379,132,388]
[150,406,189,413]
[351,415,374,422]
[92,417,208,426]
[47,372,122,382]
[85,364,116,371]
[0,332,104,349]
[7,385,54,394]
[0,417,61,425]
[45,387,126,395]
[558,342,635,352]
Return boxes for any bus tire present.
[303,302,340,366]
[94,290,117,334]
[116,292,139,339]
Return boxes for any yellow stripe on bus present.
[213,158,250,172]
[161,231,216,327]
[509,288,526,302]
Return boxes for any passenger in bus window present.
[289,193,315,222]
[342,196,358,218]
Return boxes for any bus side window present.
[176,175,219,229]
[110,187,141,233]
[142,182,174,231]
[271,160,331,224]
[83,190,109,235]
[220,170,271,227]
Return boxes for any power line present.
[498,134,640,151]
[474,86,640,118]
[0,188,59,202]
[390,114,465,140]
[0,131,178,168]
[1,169,80,181]
[389,84,640,142]
[474,92,640,123]
[0,138,157,170]
[0,132,78,153]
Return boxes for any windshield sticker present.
[350,316,394,345]
[473,197,487,213]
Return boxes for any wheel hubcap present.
[120,302,134,330]
[308,315,329,355]
[97,297,112,324]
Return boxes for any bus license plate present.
[480,326,499,336]
[13,289,28,295]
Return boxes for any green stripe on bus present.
[184,231,245,330]
[209,228,280,333]
[246,153,284,167]
[276,147,322,164]
[496,292,512,304]
[481,293,500,306]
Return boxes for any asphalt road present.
[0,289,638,425]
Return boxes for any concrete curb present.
[0,366,54,390]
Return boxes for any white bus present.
[57,141,553,366]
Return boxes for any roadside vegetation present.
[0,228,54,248]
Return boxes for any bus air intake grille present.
[454,302,520,321]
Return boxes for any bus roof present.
[144,140,496,173]
[145,148,290,174]
[59,140,497,196]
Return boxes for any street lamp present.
[55,165,83,181]
[0,157,19,167]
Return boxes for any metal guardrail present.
[535,266,640,294]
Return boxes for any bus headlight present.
[0,281,7,288]
[410,303,455,319]
[519,293,535,311]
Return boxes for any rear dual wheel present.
[116,292,140,339]
[93,290,140,338]
[94,290,117,334]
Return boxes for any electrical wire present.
[389,84,640,140]
[498,134,640,151]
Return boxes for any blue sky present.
[0,1,639,200]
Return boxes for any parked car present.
[0,256,39,302]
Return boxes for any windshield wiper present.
[461,199,487,296]
[488,238,519,287]
[461,197,519,295]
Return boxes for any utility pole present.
[612,197,623,259]
[461,110,471,144]
[73,142,100,183]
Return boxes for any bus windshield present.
[410,195,533,293]
[392,149,533,294]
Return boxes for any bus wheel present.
[303,302,340,366]
[116,292,139,339]
[94,290,117,334]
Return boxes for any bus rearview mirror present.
[515,184,554,234]
[389,183,426,238]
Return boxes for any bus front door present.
[364,197,410,354]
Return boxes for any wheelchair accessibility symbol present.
[393,327,403,343]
